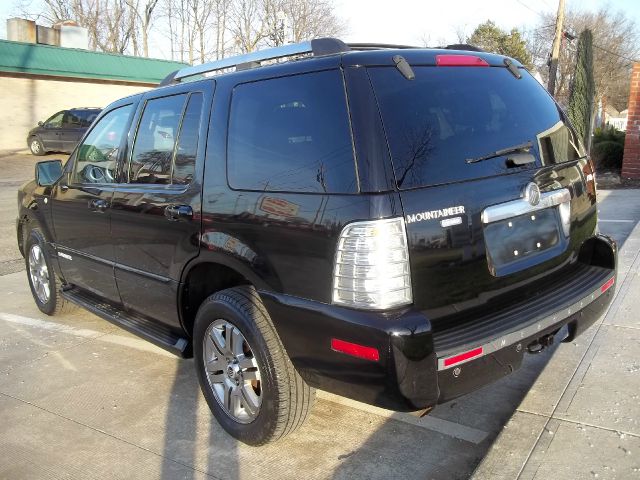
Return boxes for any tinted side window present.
[227,70,356,193]
[173,93,203,185]
[130,94,187,184]
[72,104,133,184]
[64,111,81,127]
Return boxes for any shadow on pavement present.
[161,359,242,479]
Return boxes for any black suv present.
[17,39,617,445]
[27,107,101,155]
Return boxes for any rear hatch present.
[364,52,599,326]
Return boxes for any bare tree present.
[126,0,159,57]
[94,0,136,53]
[229,0,265,54]
[526,7,640,110]
[15,0,347,62]
[282,0,345,44]
[212,0,232,59]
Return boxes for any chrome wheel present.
[30,139,42,154]
[28,244,50,304]
[203,319,262,424]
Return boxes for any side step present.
[62,288,191,357]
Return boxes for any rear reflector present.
[601,277,615,293]
[443,347,484,367]
[331,338,380,361]
[436,55,489,67]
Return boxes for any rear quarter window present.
[227,70,357,193]
[369,66,583,189]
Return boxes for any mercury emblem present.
[523,182,541,206]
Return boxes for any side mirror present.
[36,160,63,187]
[38,121,43,126]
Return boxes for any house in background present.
[604,105,628,132]
[0,18,186,151]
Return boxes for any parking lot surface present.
[1,153,639,479]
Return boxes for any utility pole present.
[547,0,566,97]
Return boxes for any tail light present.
[332,217,412,310]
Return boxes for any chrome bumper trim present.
[437,275,614,371]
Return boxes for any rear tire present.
[29,137,46,156]
[25,229,74,315]
[193,286,315,445]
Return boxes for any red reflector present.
[601,277,615,293]
[331,338,379,361]
[436,55,489,67]
[443,347,484,367]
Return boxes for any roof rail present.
[159,38,349,86]
[348,43,419,51]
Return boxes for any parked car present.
[27,107,101,155]
[17,39,617,446]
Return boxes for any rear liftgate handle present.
[165,204,193,221]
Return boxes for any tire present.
[25,229,74,315]
[193,286,315,445]
[29,137,46,156]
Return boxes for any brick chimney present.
[622,62,640,179]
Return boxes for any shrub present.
[592,125,625,171]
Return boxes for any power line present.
[515,0,546,18]
[592,43,639,64]
[561,22,639,64]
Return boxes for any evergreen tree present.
[468,21,533,68]
[567,29,595,148]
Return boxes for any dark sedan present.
[27,108,101,155]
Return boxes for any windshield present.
[368,66,584,189]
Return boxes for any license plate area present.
[483,207,566,276]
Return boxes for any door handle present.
[165,204,193,221]
[88,198,109,212]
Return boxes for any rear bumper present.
[261,234,617,411]
[435,273,614,403]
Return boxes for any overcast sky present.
[1,0,639,60]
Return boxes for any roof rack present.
[347,43,419,50]
[159,37,349,86]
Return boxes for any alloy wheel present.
[203,319,262,424]
[28,244,50,304]
[30,139,41,154]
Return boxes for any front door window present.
[72,105,133,184]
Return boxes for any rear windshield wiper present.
[466,141,533,164]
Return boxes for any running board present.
[62,288,190,357]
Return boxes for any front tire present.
[193,286,315,445]
[25,229,73,315]
[29,137,46,156]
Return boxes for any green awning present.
[0,39,187,84]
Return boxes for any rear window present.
[227,70,357,193]
[369,66,583,189]
[68,109,100,127]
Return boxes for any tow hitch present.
[527,332,556,354]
